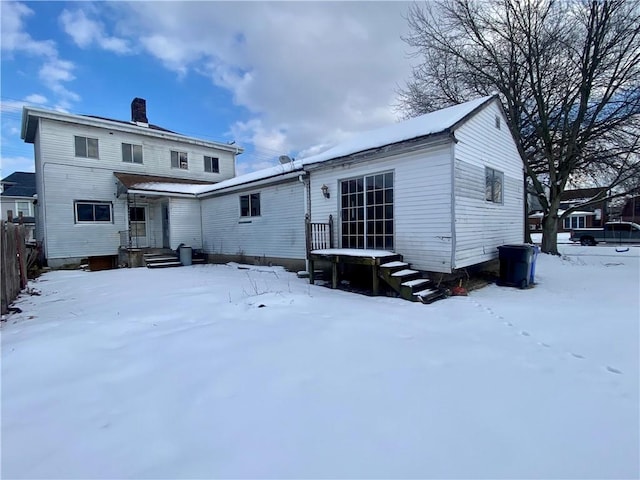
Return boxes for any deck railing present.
[305,214,334,256]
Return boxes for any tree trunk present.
[541,211,560,255]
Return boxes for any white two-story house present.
[21,98,243,268]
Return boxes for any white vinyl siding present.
[40,164,127,260]
[168,198,203,249]
[453,101,524,269]
[36,119,236,180]
[201,180,306,261]
[309,142,454,273]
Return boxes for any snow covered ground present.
[2,246,639,479]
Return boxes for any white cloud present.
[1,2,80,111]
[24,94,48,105]
[59,8,130,54]
[0,1,56,57]
[109,2,413,170]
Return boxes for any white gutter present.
[197,170,304,198]
[126,189,197,198]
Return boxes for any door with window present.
[129,205,148,247]
[340,172,394,250]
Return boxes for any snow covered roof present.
[115,95,498,198]
[529,210,596,218]
[194,161,304,196]
[194,95,497,196]
[114,172,216,196]
[301,95,496,167]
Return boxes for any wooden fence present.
[1,221,27,315]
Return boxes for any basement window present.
[485,167,503,203]
[75,201,112,223]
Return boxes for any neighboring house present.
[619,195,640,223]
[21,98,243,267]
[528,187,608,232]
[0,171,36,241]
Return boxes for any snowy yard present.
[2,246,639,479]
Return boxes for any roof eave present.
[303,131,453,170]
[20,106,244,153]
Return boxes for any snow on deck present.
[310,248,398,258]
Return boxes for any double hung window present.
[122,143,143,163]
[75,136,99,159]
[171,151,188,169]
[240,193,261,217]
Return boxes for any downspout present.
[199,196,204,255]
[299,172,310,270]
[449,133,457,272]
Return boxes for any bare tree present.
[399,0,640,254]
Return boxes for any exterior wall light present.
[321,184,330,199]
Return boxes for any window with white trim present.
[485,167,503,203]
[204,156,219,173]
[171,150,188,169]
[240,193,260,217]
[74,136,99,158]
[122,143,143,163]
[16,201,31,216]
[563,216,586,229]
[74,201,112,223]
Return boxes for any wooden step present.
[414,287,447,304]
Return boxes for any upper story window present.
[240,193,261,217]
[16,201,31,216]
[204,156,219,173]
[74,136,99,159]
[485,167,504,203]
[122,143,143,164]
[74,201,112,223]
[171,150,188,169]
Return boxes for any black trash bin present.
[497,244,534,289]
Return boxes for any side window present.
[240,193,261,217]
[204,156,219,173]
[485,167,503,203]
[74,201,112,223]
[171,151,188,169]
[74,136,99,159]
[122,143,143,163]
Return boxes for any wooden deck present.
[308,248,401,294]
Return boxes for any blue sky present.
[1,1,413,179]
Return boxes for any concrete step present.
[147,261,182,269]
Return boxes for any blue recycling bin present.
[528,244,540,285]
[497,244,535,289]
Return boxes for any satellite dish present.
[279,155,292,164]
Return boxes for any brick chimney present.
[131,97,148,124]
